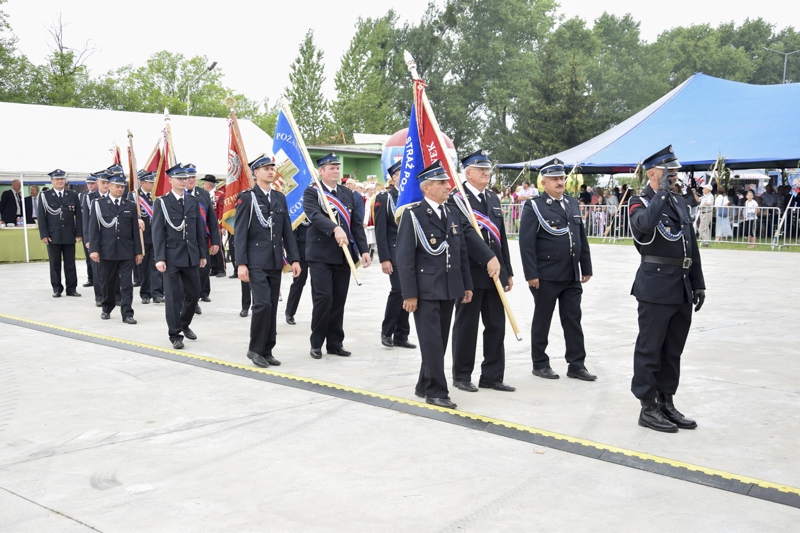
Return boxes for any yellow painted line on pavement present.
[2,312,798,497]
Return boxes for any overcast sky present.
[4,0,798,108]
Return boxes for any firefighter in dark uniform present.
[374,160,415,349]
[38,169,82,297]
[128,170,160,304]
[519,158,596,381]
[447,149,515,392]
[184,163,220,314]
[88,173,143,323]
[235,154,301,367]
[84,171,107,306]
[396,160,473,409]
[284,218,310,324]
[628,145,705,433]
[79,173,99,288]
[302,152,370,359]
[152,164,208,349]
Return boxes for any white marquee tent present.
[0,102,273,182]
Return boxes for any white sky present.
[4,0,798,108]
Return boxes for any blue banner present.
[395,103,424,220]
[272,109,313,227]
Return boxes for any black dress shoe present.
[182,328,197,340]
[228,273,238,279]
[67,291,81,297]
[172,339,185,350]
[453,380,479,392]
[393,338,417,349]
[532,367,559,379]
[216,272,226,278]
[53,292,62,298]
[638,398,678,433]
[414,390,425,398]
[479,381,516,392]
[265,355,281,366]
[95,301,102,307]
[566,368,597,381]
[240,309,249,317]
[657,392,697,429]
[195,305,202,315]
[153,296,165,303]
[381,335,394,347]
[310,348,322,359]
[122,316,137,325]
[327,347,351,357]
[427,397,458,409]
[285,315,295,325]
[82,281,93,287]
[100,312,110,320]
[247,350,269,368]
[200,296,211,302]
[133,282,141,288]
[142,298,151,304]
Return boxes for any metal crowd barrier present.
[774,207,800,250]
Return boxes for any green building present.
[307,143,384,183]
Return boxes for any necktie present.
[146,193,151,202]
[178,197,184,207]
[478,191,487,211]
[115,198,120,207]
[439,205,447,226]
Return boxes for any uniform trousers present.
[631,299,692,400]
[308,261,350,350]
[210,245,225,275]
[381,266,410,341]
[285,259,308,317]
[414,299,456,399]
[83,242,93,283]
[241,281,252,311]
[163,264,200,341]
[90,257,103,302]
[452,287,505,384]
[47,243,77,294]
[100,259,134,318]
[530,280,587,371]
[248,268,282,356]
[199,250,211,299]
[139,244,158,298]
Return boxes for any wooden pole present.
[280,99,361,286]
[405,51,522,341]
[127,130,146,254]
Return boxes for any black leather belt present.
[641,255,692,269]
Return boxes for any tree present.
[36,14,95,107]
[331,13,405,139]
[284,29,330,144]
[0,0,36,103]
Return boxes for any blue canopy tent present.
[498,73,800,174]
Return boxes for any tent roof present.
[499,73,800,174]
[0,102,272,180]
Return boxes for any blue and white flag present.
[394,102,424,221]
[272,108,313,228]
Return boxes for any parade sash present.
[138,195,154,219]
[316,186,352,229]
[453,191,502,248]
[198,201,210,235]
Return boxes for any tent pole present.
[20,172,29,263]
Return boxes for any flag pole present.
[280,98,361,286]
[20,173,29,263]
[404,51,521,341]
[127,130,146,254]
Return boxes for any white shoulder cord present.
[158,198,186,232]
[40,192,62,216]
[94,200,118,230]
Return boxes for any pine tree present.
[284,29,330,144]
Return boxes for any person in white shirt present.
[714,189,733,241]
[698,182,714,246]
[743,189,759,248]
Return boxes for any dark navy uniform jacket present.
[151,192,208,268]
[446,185,513,289]
[186,187,220,249]
[373,187,399,264]
[519,193,591,282]
[302,183,368,264]
[87,196,143,260]
[127,189,155,245]
[629,185,705,305]
[234,186,299,270]
[80,190,100,236]
[37,188,83,244]
[294,220,309,261]
[396,201,473,301]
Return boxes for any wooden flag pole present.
[280,99,361,286]
[127,130,146,254]
[404,51,522,341]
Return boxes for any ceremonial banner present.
[394,80,456,222]
[220,111,253,234]
[147,126,176,198]
[272,107,314,228]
